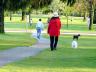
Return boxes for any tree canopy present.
[60,0,76,6]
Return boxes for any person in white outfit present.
[87,17,90,28]
[36,19,44,39]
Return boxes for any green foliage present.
[30,0,52,9]
[61,0,76,6]
[73,0,89,17]
[49,0,65,12]
[3,0,31,11]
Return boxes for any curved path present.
[0,33,50,67]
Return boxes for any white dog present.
[71,40,78,48]
[71,34,80,48]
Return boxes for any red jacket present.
[48,17,61,36]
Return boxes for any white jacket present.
[87,17,90,27]
[36,21,44,29]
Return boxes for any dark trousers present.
[50,36,58,51]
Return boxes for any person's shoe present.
[51,49,53,51]
[54,46,57,50]
[51,48,53,51]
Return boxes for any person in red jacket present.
[47,12,61,51]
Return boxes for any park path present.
[0,33,50,67]
[5,29,96,36]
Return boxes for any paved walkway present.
[5,29,96,36]
[61,32,96,36]
[0,33,50,67]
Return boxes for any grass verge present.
[0,33,36,50]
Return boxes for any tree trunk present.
[66,14,68,28]
[89,0,92,30]
[22,10,26,21]
[0,0,4,33]
[83,12,86,21]
[93,8,96,24]
[10,11,12,21]
[29,11,31,23]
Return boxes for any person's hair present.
[39,19,41,21]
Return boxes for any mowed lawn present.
[0,35,96,72]
[4,16,96,32]
[0,33,36,50]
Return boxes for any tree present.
[0,0,24,33]
[61,0,94,30]
[73,0,89,20]
[88,0,93,30]
[60,0,76,6]
[1,0,83,33]
[49,0,65,13]
[26,0,52,22]
[19,0,31,21]
[93,6,96,24]
[0,0,4,33]
[0,0,52,33]
[93,0,96,24]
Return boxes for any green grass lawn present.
[4,15,96,32]
[0,35,96,72]
[0,33,36,50]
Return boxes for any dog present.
[72,40,78,48]
[73,34,80,40]
[72,34,80,48]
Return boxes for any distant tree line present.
[0,0,96,33]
